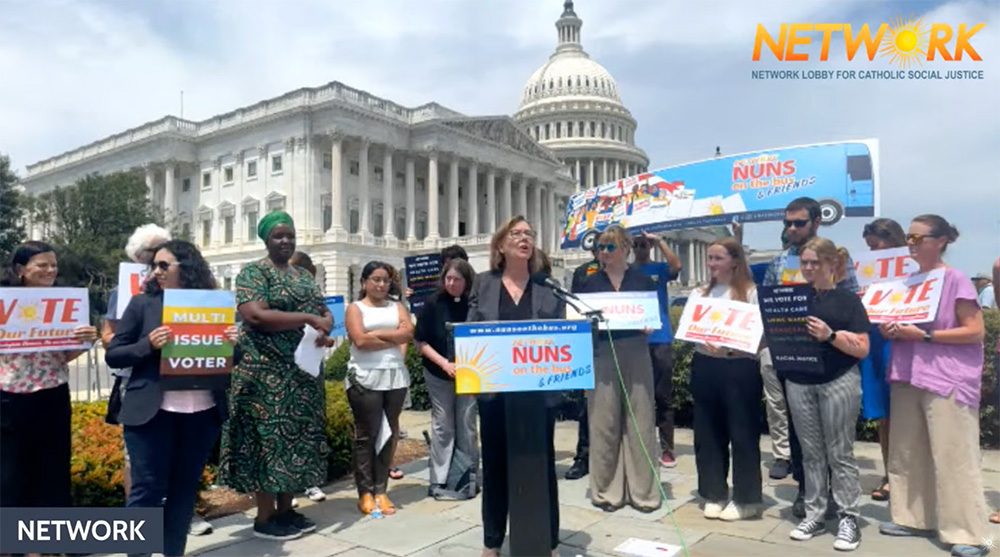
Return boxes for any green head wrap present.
[257,211,295,242]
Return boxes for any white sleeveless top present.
[347,301,410,391]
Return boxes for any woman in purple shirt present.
[878,214,988,557]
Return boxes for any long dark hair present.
[1,241,55,287]
[144,240,217,294]
[358,260,397,300]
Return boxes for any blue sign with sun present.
[452,320,595,394]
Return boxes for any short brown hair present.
[862,218,906,248]
[597,225,632,253]
[489,215,545,273]
[439,258,475,297]
[912,214,960,253]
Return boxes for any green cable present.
[604,328,691,557]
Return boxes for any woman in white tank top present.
[344,261,414,517]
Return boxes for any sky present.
[1,0,998,276]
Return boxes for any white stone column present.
[144,166,154,205]
[517,176,528,217]
[688,241,696,285]
[602,159,608,184]
[382,148,394,239]
[358,140,370,235]
[588,160,595,190]
[427,152,440,239]
[701,242,709,282]
[163,164,176,217]
[449,158,460,238]
[467,162,478,236]
[501,172,512,222]
[405,156,416,240]
[545,186,556,252]
[615,160,621,180]
[329,134,344,231]
[485,167,497,233]
[531,180,542,229]
[574,160,582,192]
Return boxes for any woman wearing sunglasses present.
[859,218,907,503]
[1,241,98,513]
[576,225,661,513]
[878,215,988,557]
[105,240,238,557]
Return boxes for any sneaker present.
[792,493,806,519]
[833,516,861,551]
[719,501,763,522]
[291,497,299,509]
[304,486,327,502]
[878,522,935,537]
[703,501,727,519]
[275,509,317,533]
[253,518,302,541]
[660,451,677,469]
[951,545,989,557]
[769,459,791,480]
[188,515,213,536]
[790,520,826,541]
[565,459,588,480]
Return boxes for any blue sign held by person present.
[324,296,346,338]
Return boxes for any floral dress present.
[218,260,329,493]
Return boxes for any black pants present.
[690,354,763,504]
[346,386,407,496]
[0,383,72,508]
[650,343,675,454]
[478,395,559,551]
[125,408,221,557]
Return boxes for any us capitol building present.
[20,1,721,297]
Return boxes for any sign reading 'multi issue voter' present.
[160,289,236,390]
[0,288,91,354]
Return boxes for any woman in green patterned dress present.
[219,211,334,541]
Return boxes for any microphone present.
[531,273,604,322]
[531,273,575,300]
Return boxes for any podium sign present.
[452,320,594,395]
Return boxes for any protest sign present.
[758,285,823,375]
[0,287,91,354]
[160,289,236,390]
[117,262,150,316]
[566,291,661,330]
[452,320,594,395]
[861,268,945,324]
[854,247,920,295]
[324,295,347,338]
[404,254,441,312]
[676,297,763,353]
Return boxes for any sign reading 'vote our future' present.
[676,296,764,353]
[0,287,91,354]
[160,289,236,390]
[861,268,945,324]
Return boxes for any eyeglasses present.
[906,233,939,245]
[152,261,178,271]
[508,229,537,240]
[783,219,810,229]
[595,243,618,253]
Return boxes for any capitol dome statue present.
[514,0,650,192]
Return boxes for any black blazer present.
[467,270,567,407]
[105,292,229,427]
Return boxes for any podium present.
[450,319,596,557]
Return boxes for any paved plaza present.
[104,411,999,557]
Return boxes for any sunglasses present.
[783,219,811,229]
[595,243,618,253]
[152,261,177,272]
[905,233,939,245]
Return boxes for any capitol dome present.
[515,1,649,192]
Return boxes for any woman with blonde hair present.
[686,237,763,521]
[785,237,870,552]
[468,216,564,557]
[576,225,661,513]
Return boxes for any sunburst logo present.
[709,311,723,323]
[455,344,508,394]
[889,291,905,304]
[708,200,725,215]
[19,303,41,322]
[879,14,930,68]
[859,263,877,280]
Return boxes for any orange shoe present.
[374,494,396,515]
[357,493,376,515]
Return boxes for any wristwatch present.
[923,331,933,343]
[827,331,837,343]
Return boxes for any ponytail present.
[913,214,959,253]
[835,247,850,284]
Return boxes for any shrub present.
[323,380,355,482]
[71,402,126,507]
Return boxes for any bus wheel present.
[581,230,599,251]
[818,198,844,225]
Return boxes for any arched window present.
[585,77,590,87]
[590,121,596,137]
[601,122,606,138]
[567,121,573,138]
[545,123,550,140]
[558,77,563,88]
[576,76,581,87]
[555,122,561,139]
[618,125,623,142]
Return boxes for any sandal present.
[389,468,404,480]
[990,511,1000,524]
[357,493,376,515]
[871,477,890,501]
[375,494,396,515]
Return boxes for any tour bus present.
[560,140,879,251]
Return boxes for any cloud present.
[1,0,997,275]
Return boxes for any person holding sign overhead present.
[1,241,98,511]
[877,215,989,557]
[576,225,661,513]
[104,240,238,557]
[219,212,333,541]
[344,261,414,517]
[684,238,764,522]
[783,238,869,551]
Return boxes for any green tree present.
[0,153,26,264]
[31,170,157,317]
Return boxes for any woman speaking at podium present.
[468,216,564,557]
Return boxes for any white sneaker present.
[189,515,213,536]
[291,497,299,509]
[305,486,327,502]
[719,501,762,521]
[703,501,726,519]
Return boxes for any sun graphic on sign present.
[879,14,930,68]
[889,291,905,304]
[708,200,725,215]
[859,263,877,281]
[19,303,40,322]
[709,311,724,323]
[455,344,507,394]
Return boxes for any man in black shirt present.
[565,247,600,480]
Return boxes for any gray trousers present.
[786,368,862,522]
[423,369,480,486]
[759,347,791,461]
